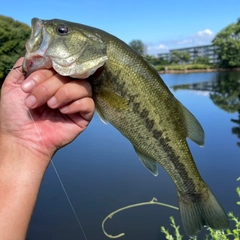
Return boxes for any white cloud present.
[175,30,215,48]
[157,44,168,50]
[196,29,214,37]
[147,44,169,55]
[177,29,215,47]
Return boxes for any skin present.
[0,57,94,240]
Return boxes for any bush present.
[186,64,210,70]
[167,65,186,71]
[154,64,213,72]
[155,65,166,71]
[0,15,30,84]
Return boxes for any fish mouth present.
[22,18,81,77]
[22,18,53,77]
[22,55,53,77]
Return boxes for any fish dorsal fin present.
[134,147,158,176]
[178,101,205,146]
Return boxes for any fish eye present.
[56,24,68,35]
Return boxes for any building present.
[158,44,219,64]
[157,53,171,62]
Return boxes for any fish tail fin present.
[178,187,229,236]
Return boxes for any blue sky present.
[1,0,239,55]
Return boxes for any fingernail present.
[48,96,57,107]
[22,79,35,92]
[25,95,37,108]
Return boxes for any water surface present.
[27,71,240,240]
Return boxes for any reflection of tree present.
[172,84,191,91]
[231,110,240,147]
[210,71,240,147]
[210,72,240,113]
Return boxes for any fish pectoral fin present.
[134,147,158,176]
[100,86,129,110]
[95,86,129,125]
[95,108,108,124]
[178,101,205,146]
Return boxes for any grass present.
[161,177,240,239]
[154,64,213,72]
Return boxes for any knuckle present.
[38,82,51,95]
[82,81,92,96]
[72,80,92,97]
[29,69,53,84]
[78,97,95,112]
[60,85,72,100]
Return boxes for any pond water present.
[27,71,240,240]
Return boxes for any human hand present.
[0,57,94,239]
[0,57,94,162]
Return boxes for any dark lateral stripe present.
[159,137,196,192]
[128,97,196,192]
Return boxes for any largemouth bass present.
[22,18,229,236]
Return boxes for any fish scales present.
[22,18,229,236]
[94,39,202,193]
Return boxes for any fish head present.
[23,18,108,78]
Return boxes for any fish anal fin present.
[134,147,158,176]
[178,188,229,236]
[178,101,205,146]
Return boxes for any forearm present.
[0,136,49,240]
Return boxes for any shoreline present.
[158,67,240,74]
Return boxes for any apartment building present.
[158,44,219,64]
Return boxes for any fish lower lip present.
[23,55,53,77]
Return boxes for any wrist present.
[0,133,50,173]
[0,134,49,240]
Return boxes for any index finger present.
[22,67,57,93]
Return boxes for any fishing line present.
[27,108,88,240]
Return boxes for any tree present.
[194,56,210,65]
[170,51,190,64]
[212,18,240,68]
[0,15,31,84]
[145,55,168,66]
[129,40,145,55]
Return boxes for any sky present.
[1,0,240,56]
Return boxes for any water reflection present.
[231,110,240,147]
[169,71,240,147]
[210,72,240,113]
[211,72,240,148]
[171,80,217,93]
